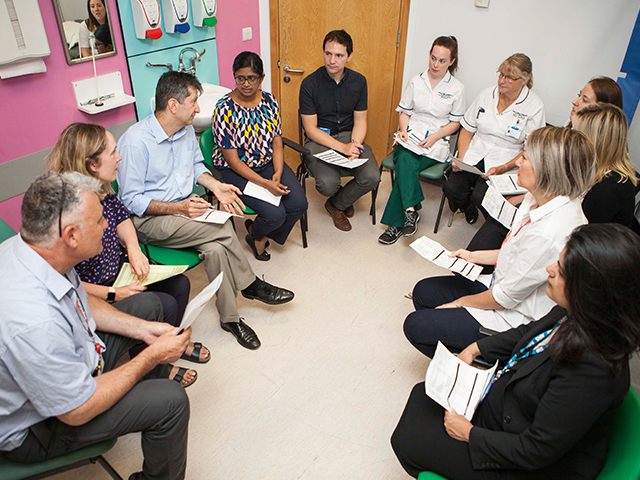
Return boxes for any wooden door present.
[270,0,411,167]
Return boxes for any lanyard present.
[481,316,566,402]
[73,291,104,376]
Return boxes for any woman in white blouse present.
[378,36,466,245]
[444,53,545,224]
[404,126,593,358]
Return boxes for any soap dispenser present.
[191,0,217,27]
[130,0,163,40]
[162,0,191,34]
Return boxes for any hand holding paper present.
[410,236,483,282]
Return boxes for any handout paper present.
[481,185,518,229]
[393,132,443,160]
[410,236,483,282]
[425,342,498,420]
[176,272,224,334]
[182,208,235,224]
[449,154,484,176]
[243,181,282,206]
[489,174,527,195]
[113,263,188,288]
[314,149,368,169]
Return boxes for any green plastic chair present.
[417,387,640,480]
[0,218,17,243]
[0,438,122,480]
[111,182,202,269]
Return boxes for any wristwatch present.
[107,287,116,303]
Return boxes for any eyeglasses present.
[234,75,262,85]
[498,72,523,84]
[58,175,67,237]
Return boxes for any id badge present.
[505,125,522,140]
[318,127,331,135]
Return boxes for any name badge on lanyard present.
[505,122,522,140]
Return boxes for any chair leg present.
[447,211,455,227]
[96,455,125,480]
[434,192,447,234]
[370,186,377,225]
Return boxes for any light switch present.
[242,27,252,41]
[475,0,489,7]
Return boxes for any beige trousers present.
[132,214,255,323]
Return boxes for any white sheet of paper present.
[113,263,189,288]
[449,155,484,176]
[243,181,281,206]
[481,185,519,229]
[489,174,527,195]
[183,209,235,224]
[393,132,443,160]
[410,236,483,282]
[314,149,368,169]
[177,272,223,334]
[425,342,498,420]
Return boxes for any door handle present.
[283,65,304,74]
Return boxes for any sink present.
[148,82,231,133]
[193,83,231,133]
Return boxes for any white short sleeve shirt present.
[460,86,545,170]
[466,194,586,332]
[397,71,466,162]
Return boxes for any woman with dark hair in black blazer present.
[392,223,640,479]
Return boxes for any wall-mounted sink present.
[193,83,231,133]
[149,82,231,133]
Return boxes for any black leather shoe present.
[220,319,261,350]
[464,202,479,225]
[245,233,270,261]
[245,219,269,248]
[241,277,294,305]
[129,473,144,480]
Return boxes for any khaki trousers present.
[132,214,255,322]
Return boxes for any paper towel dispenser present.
[0,0,50,67]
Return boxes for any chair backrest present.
[596,387,640,479]
[0,219,17,244]
[199,127,215,168]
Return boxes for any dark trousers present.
[5,304,190,480]
[443,160,488,217]
[303,131,380,211]
[221,162,308,245]
[404,276,488,357]
[466,216,510,274]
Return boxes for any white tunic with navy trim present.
[396,71,466,162]
[460,86,545,170]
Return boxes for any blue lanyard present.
[481,316,566,402]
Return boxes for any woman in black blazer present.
[392,223,640,479]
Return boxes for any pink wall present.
[215,0,261,89]
[0,0,261,231]
[0,0,135,231]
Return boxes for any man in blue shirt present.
[0,172,191,480]
[299,30,380,231]
[117,72,294,350]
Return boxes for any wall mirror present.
[53,0,117,65]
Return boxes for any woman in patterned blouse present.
[49,123,210,386]
[211,51,308,261]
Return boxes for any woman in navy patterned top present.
[49,123,209,383]
[211,51,308,261]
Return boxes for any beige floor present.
[52,173,640,480]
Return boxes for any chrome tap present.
[178,47,206,75]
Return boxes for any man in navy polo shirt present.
[299,29,380,231]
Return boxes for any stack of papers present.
[314,149,368,169]
[243,181,282,206]
[425,342,498,420]
[489,174,527,195]
[393,132,442,160]
[410,236,483,282]
[113,263,189,288]
[481,185,518,229]
[449,154,484,175]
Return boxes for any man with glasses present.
[299,29,380,231]
[0,172,191,480]
[117,71,294,351]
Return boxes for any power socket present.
[242,27,252,41]
[475,0,489,7]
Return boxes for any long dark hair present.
[550,224,640,375]
[589,76,623,109]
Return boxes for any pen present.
[424,130,430,141]
[352,139,363,154]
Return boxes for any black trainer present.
[378,226,403,245]
[464,202,479,225]
[401,210,420,237]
